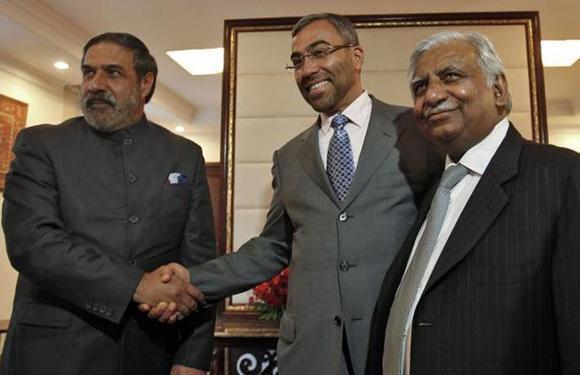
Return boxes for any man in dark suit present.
[0,33,215,375]
[146,13,441,375]
[366,31,580,375]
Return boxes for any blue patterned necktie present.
[327,114,354,201]
[383,163,469,375]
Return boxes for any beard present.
[81,87,141,133]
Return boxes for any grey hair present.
[292,13,359,45]
[409,31,512,112]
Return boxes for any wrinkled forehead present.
[412,41,479,77]
[83,42,135,66]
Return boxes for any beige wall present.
[0,63,68,320]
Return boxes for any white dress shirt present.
[318,91,372,170]
[401,117,510,374]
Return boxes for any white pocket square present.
[167,172,188,184]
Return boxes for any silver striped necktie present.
[383,163,469,375]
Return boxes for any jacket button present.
[339,261,351,272]
[128,216,139,224]
[128,259,137,266]
[99,306,106,314]
[128,173,137,183]
[106,308,113,317]
[123,138,133,146]
[338,212,348,222]
[333,316,342,326]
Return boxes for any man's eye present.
[311,49,328,59]
[291,57,303,66]
[443,72,460,81]
[413,83,427,97]
[82,70,94,78]
[109,70,121,77]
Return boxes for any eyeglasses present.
[286,44,357,70]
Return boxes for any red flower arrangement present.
[250,268,290,320]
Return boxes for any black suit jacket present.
[0,117,216,375]
[366,125,580,375]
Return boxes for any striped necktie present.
[383,164,469,374]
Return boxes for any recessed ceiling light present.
[175,125,185,133]
[54,61,70,70]
[541,40,580,67]
[166,48,223,75]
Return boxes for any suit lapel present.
[297,121,339,206]
[425,125,523,291]
[342,98,399,207]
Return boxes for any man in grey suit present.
[1,33,215,375]
[146,13,441,375]
[366,31,580,375]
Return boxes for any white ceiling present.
[1,0,579,155]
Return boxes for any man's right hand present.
[132,264,204,319]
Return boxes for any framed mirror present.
[217,11,546,317]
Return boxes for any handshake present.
[132,263,204,324]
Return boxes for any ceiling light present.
[54,61,70,70]
[167,48,224,75]
[541,40,580,67]
[175,125,185,133]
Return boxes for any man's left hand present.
[170,365,207,375]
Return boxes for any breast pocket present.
[163,183,193,203]
[156,183,193,230]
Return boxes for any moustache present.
[421,101,457,119]
[83,91,117,108]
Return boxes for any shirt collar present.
[319,91,371,134]
[445,117,510,176]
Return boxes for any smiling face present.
[80,42,153,132]
[411,40,508,160]
[291,19,364,115]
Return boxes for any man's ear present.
[493,73,509,109]
[140,72,155,101]
[352,45,364,71]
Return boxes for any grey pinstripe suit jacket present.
[366,125,580,375]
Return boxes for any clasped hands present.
[132,263,201,324]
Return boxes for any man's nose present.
[423,80,447,105]
[87,71,107,92]
[300,55,321,76]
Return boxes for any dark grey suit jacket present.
[0,117,216,375]
[366,125,580,375]
[190,98,442,375]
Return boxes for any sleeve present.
[1,129,144,324]
[188,150,292,302]
[173,148,218,370]
[552,151,580,374]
